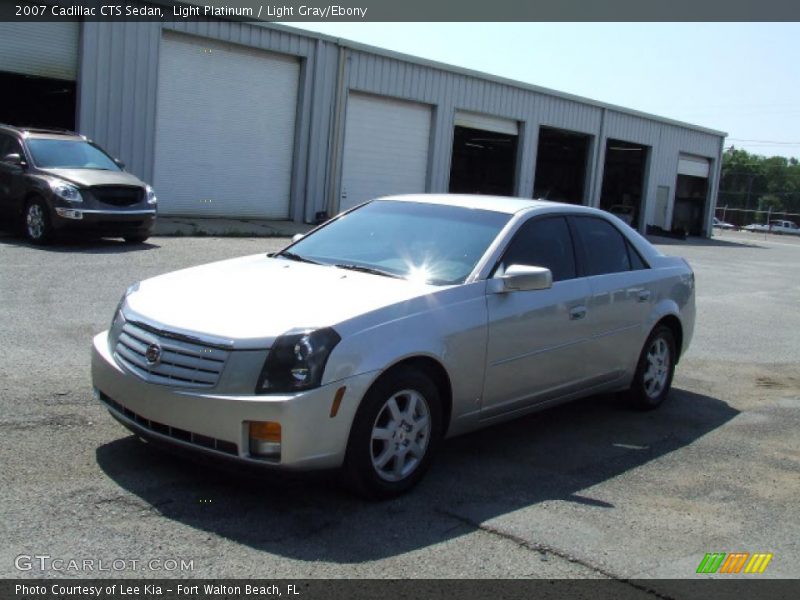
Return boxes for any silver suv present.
[0,125,157,244]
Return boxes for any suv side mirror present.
[1,153,26,168]
[291,233,305,243]
[113,158,125,169]
[489,264,553,293]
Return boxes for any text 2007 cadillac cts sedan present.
[92,194,695,498]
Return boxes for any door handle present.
[569,306,587,320]
[637,290,652,303]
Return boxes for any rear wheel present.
[24,198,53,245]
[628,325,676,409]
[343,367,442,499]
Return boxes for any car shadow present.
[0,229,159,253]
[95,387,738,563]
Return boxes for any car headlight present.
[108,283,139,349]
[256,328,341,393]
[145,185,157,205]
[49,180,83,203]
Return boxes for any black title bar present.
[4,579,800,600]
[1,0,800,22]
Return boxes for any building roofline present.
[265,21,728,139]
[151,8,727,138]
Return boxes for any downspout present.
[590,107,608,208]
[708,136,725,237]
[326,44,348,218]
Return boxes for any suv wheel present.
[343,367,442,499]
[24,198,53,244]
[124,235,149,244]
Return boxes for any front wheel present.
[24,198,53,244]
[627,325,676,410]
[343,367,442,499]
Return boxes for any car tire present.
[343,366,442,500]
[124,235,149,244]
[627,325,676,410]
[23,197,53,245]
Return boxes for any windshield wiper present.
[333,263,402,279]
[274,250,322,265]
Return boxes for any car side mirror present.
[113,158,125,169]
[291,233,305,243]
[489,264,553,293]
[1,153,26,168]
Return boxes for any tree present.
[720,147,800,214]
[758,193,784,213]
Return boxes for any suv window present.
[496,216,577,282]
[26,138,120,171]
[0,133,23,158]
[572,216,632,276]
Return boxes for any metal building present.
[0,19,726,236]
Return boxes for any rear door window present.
[571,216,632,276]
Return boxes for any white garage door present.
[154,32,299,218]
[454,110,518,136]
[339,93,431,212]
[0,22,79,80]
[678,155,710,179]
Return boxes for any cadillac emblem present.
[145,343,162,366]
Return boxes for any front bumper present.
[91,332,376,470]
[52,208,156,236]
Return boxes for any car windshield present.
[26,139,121,170]
[283,200,511,285]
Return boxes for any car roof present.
[0,124,84,140]
[378,193,586,215]
[376,193,660,260]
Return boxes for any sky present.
[283,22,800,159]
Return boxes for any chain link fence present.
[714,206,800,230]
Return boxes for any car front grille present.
[92,185,143,206]
[114,321,228,388]
[98,391,238,456]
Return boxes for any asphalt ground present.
[0,227,798,585]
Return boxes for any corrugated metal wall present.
[345,48,606,201]
[77,21,724,234]
[344,47,723,234]
[78,20,335,222]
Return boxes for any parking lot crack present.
[436,508,679,599]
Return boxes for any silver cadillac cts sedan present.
[92,194,695,498]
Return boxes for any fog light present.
[249,421,281,459]
[55,207,83,220]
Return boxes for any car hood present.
[124,254,439,349]
[42,168,146,188]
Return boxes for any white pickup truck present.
[743,220,800,235]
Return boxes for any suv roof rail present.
[0,123,80,136]
[24,127,80,135]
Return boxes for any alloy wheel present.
[370,389,431,482]
[643,337,670,399]
[26,203,45,240]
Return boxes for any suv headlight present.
[49,180,83,203]
[145,185,157,205]
[256,328,341,393]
